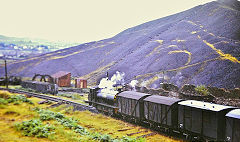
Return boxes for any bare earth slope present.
[1,1,240,89]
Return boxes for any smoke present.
[98,71,125,94]
[129,80,138,91]
[140,81,147,87]
[110,71,125,85]
[98,78,115,90]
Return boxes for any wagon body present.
[21,81,58,94]
[143,95,182,128]
[178,100,234,141]
[117,91,150,119]
[225,109,240,142]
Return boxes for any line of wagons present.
[88,89,240,142]
[21,81,58,95]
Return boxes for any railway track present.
[0,87,97,112]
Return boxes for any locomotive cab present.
[88,85,124,115]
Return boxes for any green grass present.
[15,119,55,138]
[34,108,144,142]
[0,90,33,105]
[195,85,210,96]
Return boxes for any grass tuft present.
[15,119,55,138]
[195,85,210,96]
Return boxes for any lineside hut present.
[75,78,87,88]
[51,71,71,87]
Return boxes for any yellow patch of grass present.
[67,111,181,142]
[177,40,186,43]
[146,46,161,57]
[209,7,220,16]
[208,33,215,37]
[202,40,240,63]
[0,96,52,142]
[168,45,177,48]
[156,40,164,44]
[145,40,164,57]
[0,90,12,98]
[14,62,35,74]
[191,31,198,34]
[105,49,113,55]
[168,50,192,65]
[79,61,116,85]
[172,39,186,43]
[145,76,160,87]
[187,21,197,26]
[57,93,89,105]
[213,41,230,45]
[135,57,220,81]
[49,51,84,60]
[98,59,105,65]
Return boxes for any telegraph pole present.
[4,59,8,88]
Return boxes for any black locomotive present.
[88,88,240,142]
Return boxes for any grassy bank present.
[0,90,182,142]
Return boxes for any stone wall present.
[125,83,240,106]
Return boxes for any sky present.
[0,0,214,43]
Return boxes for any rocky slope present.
[1,0,240,89]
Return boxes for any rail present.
[0,87,97,112]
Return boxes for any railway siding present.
[0,87,97,113]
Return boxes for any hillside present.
[0,0,240,89]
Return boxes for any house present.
[75,78,87,88]
[51,71,71,87]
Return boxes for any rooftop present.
[178,100,235,112]
[226,109,240,119]
[144,95,182,106]
[51,71,71,78]
[118,91,150,100]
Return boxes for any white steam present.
[98,71,125,94]
[129,80,138,91]
[110,71,125,85]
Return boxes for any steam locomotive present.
[87,87,240,142]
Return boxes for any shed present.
[117,91,151,119]
[51,71,71,87]
[178,100,235,141]
[75,78,87,88]
[225,109,240,142]
[143,95,182,128]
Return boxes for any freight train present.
[87,88,240,142]
[21,81,58,95]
